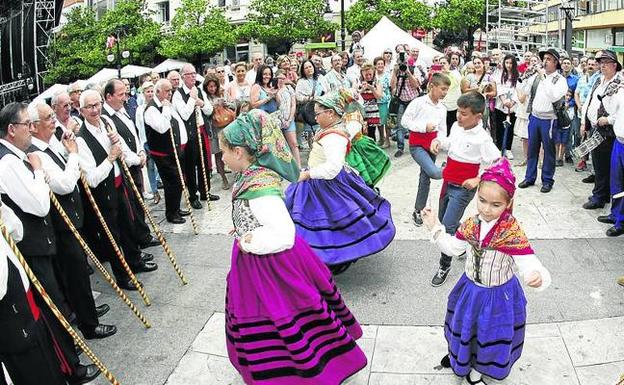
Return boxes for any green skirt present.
[346,135,391,187]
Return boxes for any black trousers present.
[129,166,151,244]
[0,319,67,385]
[23,254,80,375]
[494,109,516,151]
[53,229,99,333]
[183,134,199,201]
[591,135,615,204]
[446,109,457,136]
[153,154,182,219]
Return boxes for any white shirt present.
[346,64,361,89]
[437,122,500,165]
[582,74,624,128]
[613,91,624,139]
[495,79,519,113]
[172,84,214,124]
[76,118,140,188]
[0,204,28,300]
[30,137,80,195]
[238,195,296,255]
[103,103,144,154]
[135,104,148,146]
[401,95,447,137]
[144,96,188,145]
[308,133,349,180]
[245,68,258,85]
[0,139,50,217]
[442,70,463,111]
[523,71,568,119]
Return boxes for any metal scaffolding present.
[485,0,550,56]
[34,0,57,93]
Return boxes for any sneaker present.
[575,160,587,172]
[394,149,404,158]
[431,266,451,287]
[505,150,514,160]
[582,174,595,184]
[412,210,423,226]
[555,159,564,167]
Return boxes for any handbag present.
[389,75,407,115]
[296,79,319,126]
[212,104,236,128]
[552,97,572,127]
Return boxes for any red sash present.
[409,131,437,151]
[198,125,213,169]
[114,174,122,188]
[25,288,40,321]
[442,157,480,185]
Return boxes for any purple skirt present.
[445,273,527,380]
[284,168,395,265]
[226,236,367,385]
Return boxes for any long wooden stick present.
[116,152,189,285]
[170,129,199,235]
[0,220,121,385]
[49,191,152,327]
[79,172,151,306]
[196,108,212,211]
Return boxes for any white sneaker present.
[143,192,154,200]
[505,150,514,160]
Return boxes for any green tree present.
[433,0,485,55]
[345,0,432,34]
[159,0,237,67]
[344,0,386,33]
[240,0,337,51]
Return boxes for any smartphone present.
[430,64,442,72]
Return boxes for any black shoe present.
[139,236,159,249]
[582,174,595,184]
[597,215,616,224]
[565,155,573,163]
[607,226,624,237]
[82,324,117,340]
[157,180,163,189]
[440,354,451,368]
[95,304,110,318]
[167,214,186,224]
[208,193,220,201]
[394,149,403,158]
[140,252,154,262]
[178,209,191,216]
[431,266,451,287]
[69,364,101,385]
[191,200,202,209]
[116,279,143,291]
[555,159,564,167]
[86,264,94,275]
[583,200,605,210]
[412,210,423,226]
[540,184,553,193]
[518,180,534,189]
[132,260,158,273]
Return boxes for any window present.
[218,0,226,6]
[231,0,241,10]
[157,1,170,23]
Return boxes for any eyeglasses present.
[314,110,330,117]
[83,102,102,110]
[10,121,31,127]
[183,72,197,76]
[217,70,225,73]
[34,113,56,123]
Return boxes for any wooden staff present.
[0,220,121,385]
[48,191,152,327]
[170,128,199,235]
[196,108,212,211]
[79,172,151,306]
[109,139,189,285]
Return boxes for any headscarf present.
[316,89,364,117]
[480,157,516,199]
[224,109,300,199]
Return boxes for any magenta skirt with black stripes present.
[225,236,367,385]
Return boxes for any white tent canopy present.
[360,16,443,66]
[121,64,152,79]
[34,83,68,102]
[86,68,118,85]
[152,58,189,73]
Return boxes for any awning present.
[86,68,118,85]
[152,58,189,73]
[120,65,152,78]
[609,46,624,53]
[304,42,337,50]
[34,83,68,102]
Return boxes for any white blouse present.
[237,195,295,255]
[308,133,348,180]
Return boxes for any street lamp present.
[325,0,346,51]
[106,28,130,79]
[560,0,576,57]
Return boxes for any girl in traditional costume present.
[285,90,395,274]
[422,157,551,385]
[221,109,367,385]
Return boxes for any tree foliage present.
[345,0,432,34]
[432,0,485,54]
[240,0,337,50]
[159,0,237,66]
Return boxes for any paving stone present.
[576,361,624,385]
[166,352,242,385]
[559,317,624,367]
[192,312,228,357]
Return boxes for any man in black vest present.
[76,90,157,292]
[28,101,117,339]
[0,102,100,384]
[145,79,191,224]
[102,79,159,250]
[172,63,220,207]
[0,203,70,385]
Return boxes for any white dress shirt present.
[582,74,624,128]
[30,137,80,195]
[103,103,144,153]
[76,118,140,188]
[0,204,28,300]
[438,122,500,165]
[172,84,214,124]
[401,95,447,136]
[522,71,568,120]
[0,139,50,217]
[346,64,361,89]
[144,96,188,145]
[135,104,148,146]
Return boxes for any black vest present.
[0,144,56,257]
[0,259,41,353]
[144,99,182,154]
[26,144,84,231]
[76,122,119,215]
[101,107,138,153]
[175,87,208,139]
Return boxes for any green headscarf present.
[316,88,364,117]
[223,109,300,184]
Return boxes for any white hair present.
[181,64,196,75]
[67,81,83,94]
[79,89,102,108]
[51,91,69,106]
[154,79,171,93]
[27,101,46,122]
[167,70,180,79]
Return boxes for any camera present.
[398,52,407,72]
